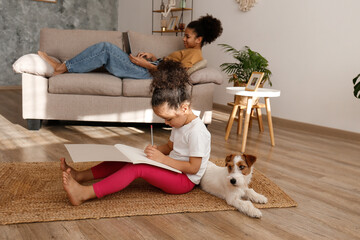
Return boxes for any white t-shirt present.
[169,117,211,184]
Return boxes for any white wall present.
[118,0,360,133]
[118,0,152,33]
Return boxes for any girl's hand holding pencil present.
[144,145,165,161]
[145,125,172,163]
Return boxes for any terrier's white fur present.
[200,154,267,218]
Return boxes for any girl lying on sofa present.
[38,14,222,79]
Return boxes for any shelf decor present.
[152,0,193,35]
[161,19,167,31]
[179,0,186,8]
[161,0,176,18]
[167,16,178,31]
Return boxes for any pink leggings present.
[91,162,195,198]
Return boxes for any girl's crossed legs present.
[61,159,195,205]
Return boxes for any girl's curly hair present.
[150,60,191,109]
[187,14,223,47]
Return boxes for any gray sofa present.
[13,28,223,130]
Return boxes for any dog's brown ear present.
[244,154,257,167]
[225,154,234,166]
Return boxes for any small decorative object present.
[353,74,360,99]
[178,13,185,31]
[179,0,186,8]
[178,23,185,31]
[219,44,272,87]
[161,19,167,31]
[160,0,165,12]
[167,16,178,31]
[245,72,264,91]
[235,0,257,12]
[161,0,176,18]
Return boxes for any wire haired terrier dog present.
[200,154,268,218]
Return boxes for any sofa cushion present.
[189,68,224,85]
[122,78,152,97]
[128,31,183,58]
[187,59,207,75]
[12,53,59,77]
[49,73,123,96]
[40,28,124,62]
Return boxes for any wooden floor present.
[1,89,359,240]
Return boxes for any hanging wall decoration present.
[236,0,257,12]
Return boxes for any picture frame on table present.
[245,72,265,91]
[167,16,178,31]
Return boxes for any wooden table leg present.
[237,108,243,135]
[265,97,275,146]
[257,108,264,132]
[249,109,253,129]
[225,98,240,141]
[241,97,253,153]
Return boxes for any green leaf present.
[353,74,360,99]
[218,44,272,85]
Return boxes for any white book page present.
[114,144,150,163]
[65,144,132,163]
[114,144,181,173]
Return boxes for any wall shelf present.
[152,0,193,36]
[153,30,185,33]
[153,8,192,13]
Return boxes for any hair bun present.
[193,14,223,46]
[150,60,190,91]
[150,60,192,109]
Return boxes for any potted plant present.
[353,74,360,99]
[219,44,272,87]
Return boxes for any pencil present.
[151,125,154,146]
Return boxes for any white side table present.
[225,87,281,153]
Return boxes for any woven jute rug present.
[0,160,297,225]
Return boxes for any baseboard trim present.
[213,103,360,140]
[0,85,22,90]
[271,116,360,140]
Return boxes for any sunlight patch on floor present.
[0,128,67,151]
[64,125,145,140]
[127,127,145,134]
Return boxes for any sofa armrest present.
[22,73,49,120]
[189,68,224,85]
[187,59,207,75]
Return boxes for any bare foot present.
[62,168,96,206]
[60,158,94,183]
[60,158,78,180]
[38,51,67,76]
[38,51,58,66]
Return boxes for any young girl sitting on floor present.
[61,60,211,205]
[38,14,222,79]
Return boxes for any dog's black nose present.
[230,178,236,185]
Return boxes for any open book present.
[64,144,181,173]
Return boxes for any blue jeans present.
[65,42,151,79]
